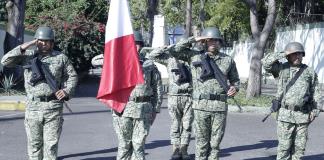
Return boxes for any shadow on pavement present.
[243,153,324,160]
[220,140,278,158]
[81,157,116,160]
[145,139,171,149]
[303,154,324,160]
[58,148,117,160]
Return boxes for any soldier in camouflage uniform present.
[151,27,240,160]
[146,35,193,160]
[92,31,163,160]
[1,26,78,160]
[262,42,321,160]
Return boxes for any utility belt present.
[32,94,57,102]
[193,93,227,102]
[283,105,311,113]
[177,89,191,94]
[129,96,151,102]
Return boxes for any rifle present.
[40,63,73,113]
[23,57,44,86]
[193,54,242,112]
[192,54,213,81]
[171,63,191,85]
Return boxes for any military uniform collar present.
[206,51,221,59]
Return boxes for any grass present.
[228,90,275,107]
[0,88,26,96]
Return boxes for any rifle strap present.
[278,64,307,101]
[205,54,228,91]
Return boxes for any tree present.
[3,0,26,79]
[25,0,107,75]
[184,0,192,36]
[4,0,25,53]
[146,0,159,45]
[243,0,276,98]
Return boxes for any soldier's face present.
[206,39,221,53]
[36,40,54,54]
[287,52,303,66]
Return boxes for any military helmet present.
[284,42,305,57]
[176,35,188,43]
[134,31,144,43]
[34,26,55,40]
[197,27,222,41]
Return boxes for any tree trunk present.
[199,0,205,29]
[4,0,25,53]
[185,0,192,37]
[146,0,159,46]
[245,0,276,98]
[3,0,25,80]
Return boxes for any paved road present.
[1,96,324,160]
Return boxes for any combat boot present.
[180,144,190,160]
[171,144,181,160]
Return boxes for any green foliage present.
[0,0,7,21]
[228,89,274,107]
[205,0,250,42]
[25,0,107,74]
[160,0,201,28]
[130,0,149,30]
[0,74,16,96]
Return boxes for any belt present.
[32,95,57,102]
[177,89,190,94]
[284,105,310,113]
[129,96,151,102]
[194,93,227,102]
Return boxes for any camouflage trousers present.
[113,114,151,160]
[168,95,193,145]
[24,108,64,160]
[277,121,309,160]
[194,109,226,160]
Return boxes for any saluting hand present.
[55,89,68,101]
[227,86,237,97]
[20,39,37,51]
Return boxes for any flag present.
[97,0,144,113]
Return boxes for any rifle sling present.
[278,64,307,102]
[205,55,229,92]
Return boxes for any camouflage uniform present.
[113,53,163,160]
[262,51,321,160]
[1,46,78,160]
[147,50,193,159]
[152,37,240,160]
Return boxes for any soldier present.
[151,27,240,160]
[92,31,163,160]
[146,35,193,160]
[262,42,322,160]
[1,26,78,160]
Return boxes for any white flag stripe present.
[105,0,134,43]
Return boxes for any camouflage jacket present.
[92,50,163,118]
[151,40,240,111]
[146,48,192,96]
[1,46,78,110]
[262,52,321,123]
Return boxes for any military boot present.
[171,145,181,160]
[180,145,190,160]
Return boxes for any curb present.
[0,96,26,111]
[0,101,26,111]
